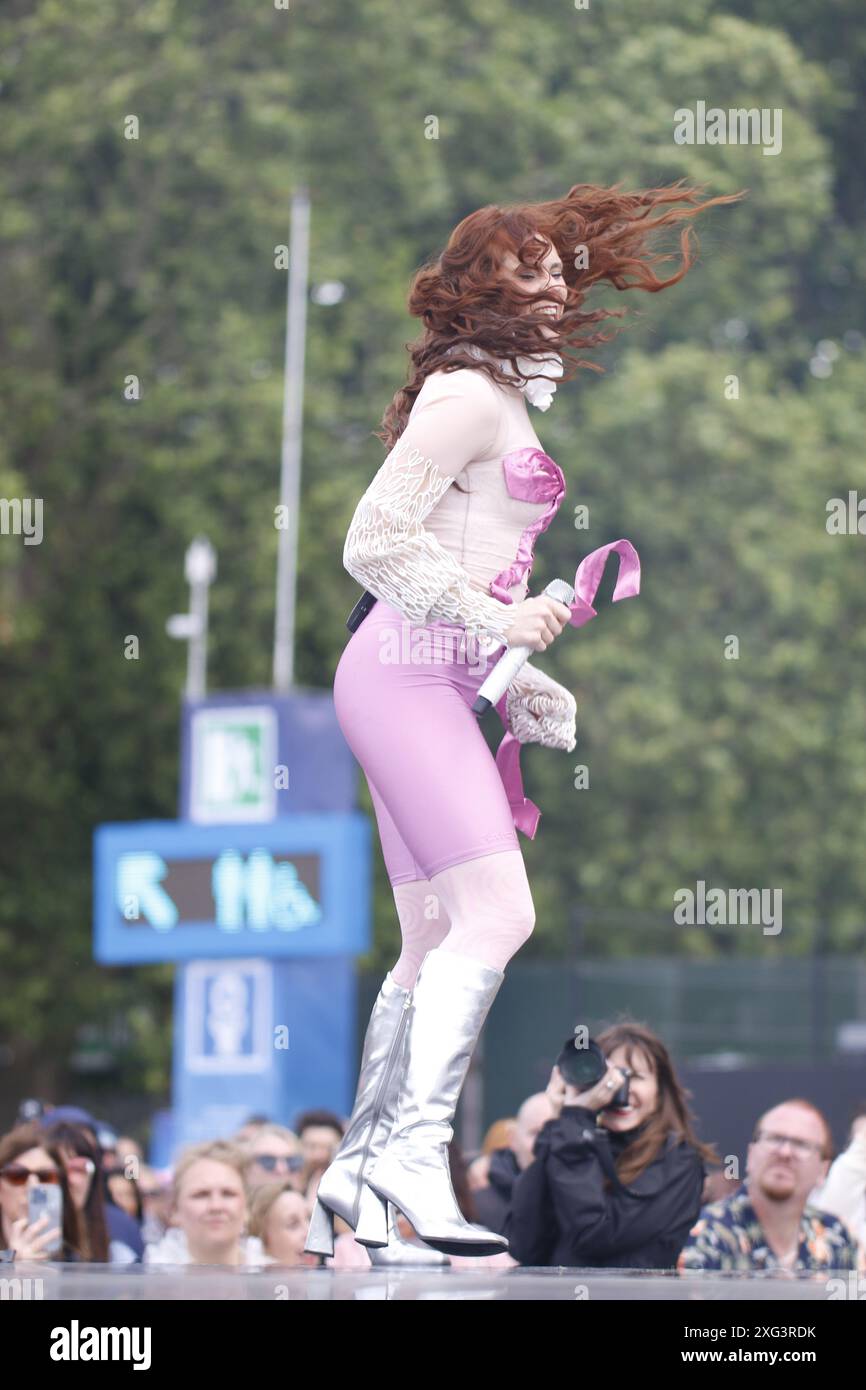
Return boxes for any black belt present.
[346,590,378,632]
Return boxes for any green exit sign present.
[190,706,278,822]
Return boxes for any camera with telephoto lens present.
[555,1035,632,1110]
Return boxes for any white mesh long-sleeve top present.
[342,365,576,750]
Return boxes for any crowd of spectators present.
[2,1023,864,1275]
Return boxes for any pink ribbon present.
[492,539,642,838]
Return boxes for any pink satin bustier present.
[420,442,567,614]
[489,446,566,603]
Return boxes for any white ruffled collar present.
[447,342,563,412]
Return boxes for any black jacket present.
[473,1147,522,1235]
[504,1106,705,1269]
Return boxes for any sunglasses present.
[254,1154,304,1173]
[0,1164,61,1187]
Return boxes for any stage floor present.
[6,1262,854,1301]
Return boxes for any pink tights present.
[388,849,536,988]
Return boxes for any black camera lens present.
[555,1035,607,1089]
[554,1039,635,1112]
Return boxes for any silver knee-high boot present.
[304,971,448,1266]
[355,948,509,1258]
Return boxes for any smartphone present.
[27,1181,63,1257]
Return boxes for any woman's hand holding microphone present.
[503,594,572,652]
[495,593,575,747]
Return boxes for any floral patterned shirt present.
[677,1182,857,1272]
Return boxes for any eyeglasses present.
[755,1131,825,1158]
[253,1153,303,1173]
[0,1164,61,1186]
[64,1156,96,1176]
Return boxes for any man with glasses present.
[678,1099,858,1272]
[239,1125,306,1194]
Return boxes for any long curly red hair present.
[378,178,747,448]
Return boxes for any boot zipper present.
[352,993,412,1227]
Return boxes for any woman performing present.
[305,179,743,1264]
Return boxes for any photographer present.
[505,1023,716,1268]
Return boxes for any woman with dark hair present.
[43,1121,141,1264]
[105,1163,145,1225]
[0,1122,80,1261]
[305,181,744,1263]
[505,1023,719,1268]
[42,1122,110,1262]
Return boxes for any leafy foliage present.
[0,0,862,1094]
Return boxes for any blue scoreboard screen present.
[93,815,371,963]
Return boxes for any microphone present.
[471,578,575,716]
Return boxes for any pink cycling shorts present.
[333,600,520,885]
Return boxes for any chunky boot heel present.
[353,1183,389,1247]
[304,1196,336,1257]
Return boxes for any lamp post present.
[166,535,217,699]
[272,186,346,692]
[273,187,310,693]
